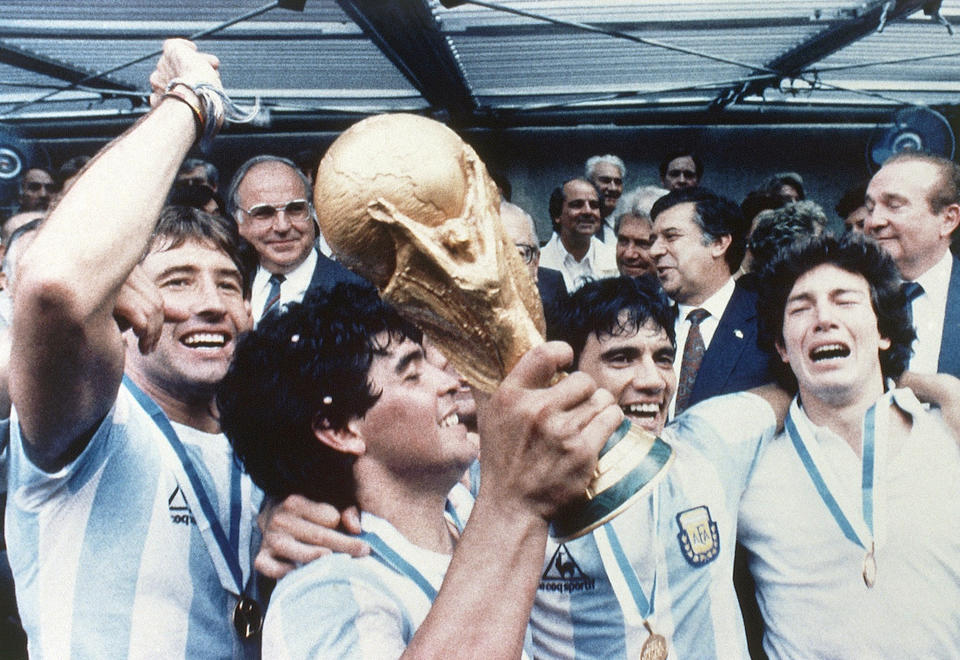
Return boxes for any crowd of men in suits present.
[0,39,958,659]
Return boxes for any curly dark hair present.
[549,274,677,369]
[757,233,915,389]
[747,201,827,274]
[217,282,420,508]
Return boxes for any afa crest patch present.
[675,505,719,566]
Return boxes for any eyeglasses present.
[515,242,539,265]
[241,199,311,224]
[25,181,58,193]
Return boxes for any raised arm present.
[10,39,220,470]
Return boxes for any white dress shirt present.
[669,276,736,418]
[539,233,618,293]
[251,248,318,324]
[907,249,951,373]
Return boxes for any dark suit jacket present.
[687,280,776,408]
[307,249,371,293]
[537,267,568,330]
[938,254,960,377]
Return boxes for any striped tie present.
[262,273,285,317]
[675,308,710,415]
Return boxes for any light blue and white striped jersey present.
[5,381,263,659]
[532,392,775,659]
[264,483,533,659]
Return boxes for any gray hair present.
[585,154,627,181]
[225,155,313,221]
[613,185,669,234]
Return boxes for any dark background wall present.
[21,121,877,237]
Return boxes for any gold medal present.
[232,596,263,640]
[862,543,877,588]
[640,620,669,660]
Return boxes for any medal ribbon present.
[785,402,877,550]
[124,376,247,595]
[359,531,439,601]
[594,522,656,626]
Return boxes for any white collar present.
[254,247,317,294]
[677,275,735,322]
[912,249,953,299]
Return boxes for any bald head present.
[499,201,539,282]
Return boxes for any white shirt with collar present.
[251,248,318,325]
[907,249,952,373]
[738,387,960,659]
[669,275,735,418]
[539,233,618,293]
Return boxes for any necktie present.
[902,281,923,328]
[262,273,285,316]
[675,308,710,415]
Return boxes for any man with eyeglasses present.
[226,155,365,325]
[17,168,56,212]
[540,178,618,293]
[499,200,567,329]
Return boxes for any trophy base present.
[551,419,674,542]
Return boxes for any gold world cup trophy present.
[314,114,673,539]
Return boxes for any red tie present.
[675,308,709,414]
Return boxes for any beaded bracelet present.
[160,89,204,141]
[163,78,259,152]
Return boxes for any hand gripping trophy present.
[314,113,673,539]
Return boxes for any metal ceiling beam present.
[0,39,137,95]
[712,0,929,108]
[336,0,478,122]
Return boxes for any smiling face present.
[777,264,890,408]
[235,161,316,275]
[591,162,624,216]
[864,159,959,280]
[616,214,655,277]
[352,335,476,481]
[129,238,253,400]
[578,316,675,435]
[558,179,602,243]
[649,202,731,305]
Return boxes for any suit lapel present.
[690,285,755,404]
[938,255,960,377]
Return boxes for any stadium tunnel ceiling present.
[2,0,960,136]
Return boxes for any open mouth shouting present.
[809,342,851,363]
